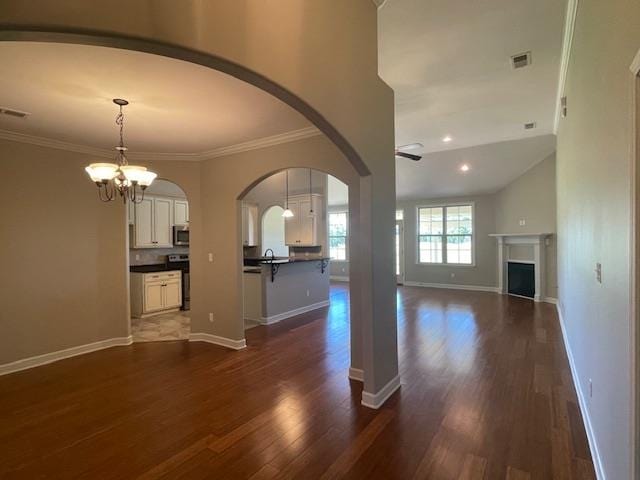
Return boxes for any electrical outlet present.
[595,263,602,283]
[209,313,214,322]
[519,219,526,226]
[208,253,213,262]
[306,289,310,297]
[589,378,593,398]
[450,273,455,278]
[135,254,140,261]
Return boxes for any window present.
[329,212,348,260]
[418,204,473,265]
[396,210,404,220]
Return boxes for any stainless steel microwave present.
[173,226,189,246]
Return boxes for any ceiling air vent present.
[524,122,537,130]
[0,107,30,119]
[511,51,532,69]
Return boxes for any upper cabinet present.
[242,203,259,247]
[131,195,187,248]
[285,194,323,246]
[174,200,189,226]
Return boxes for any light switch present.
[519,219,526,226]
[595,263,602,283]
[208,253,213,262]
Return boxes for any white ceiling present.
[396,134,556,199]
[0,42,310,154]
[379,0,566,154]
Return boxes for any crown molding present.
[554,0,579,134]
[631,47,640,75]
[0,126,322,162]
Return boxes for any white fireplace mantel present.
[489,233,552,302]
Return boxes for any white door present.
[284,200,301,245]
[154,197,173,247]
[163,279,182,308]
[298,198,316,245]
[174,200,189,226]
[144,282,164,312]
[396,220,405,284]
[134,197,154,247]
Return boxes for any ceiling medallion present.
[84,99,157,203]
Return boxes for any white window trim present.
[329,210,349,262]
[415,201,476,267]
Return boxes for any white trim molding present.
[361,374,401,409]
[556,303,605,479]
[631,47,640,75]
[348,367,364,382]
[330,275,350,282]
[260,300,330,325]
[554,0,579,133]
[0,126,321,162]
[404,281,499,294]
[0,336,133,376]
[189,333,247,350]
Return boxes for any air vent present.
[524,122,537,130]
[0,107,30,119]
[511,51,532,69]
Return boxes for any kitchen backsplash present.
[129,247,189,266]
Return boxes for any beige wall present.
[0,0,399,396]
[495,153,557,298]
[556,1,640,478]
[397,195,497,288]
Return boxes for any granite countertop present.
[129,264,173,273]
[245,257,330,265]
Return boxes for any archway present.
[0,5,399,407]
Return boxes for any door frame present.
[395,219,405,285]
[629,47,640,480]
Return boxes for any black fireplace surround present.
[507,262,535,299]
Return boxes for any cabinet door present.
[284,200,301,245]
[163,279,182,309]
[154,197,173,247]
[134,197,154,247]
[298,199,316,245]
[174,200,189,226]
[144,282,164,313]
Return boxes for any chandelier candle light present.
[85,99,157,203]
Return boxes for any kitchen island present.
[243,257,330,324]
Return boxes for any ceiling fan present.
[395,143,423,161]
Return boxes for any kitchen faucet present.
[264,248,275,262]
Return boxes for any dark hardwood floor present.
[0,284,595,479]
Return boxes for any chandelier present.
[85,99,157,203]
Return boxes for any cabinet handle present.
[161,284,167,287]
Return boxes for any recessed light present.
[460,164,470,172]
[442,136,453,143]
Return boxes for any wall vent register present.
[510,51,532,69]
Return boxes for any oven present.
[173,226,189,246]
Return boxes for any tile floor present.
[130,311,190,342]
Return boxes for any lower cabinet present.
[130,271,182,318]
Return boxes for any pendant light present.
[282,169,294,218]
[84,99,157,203]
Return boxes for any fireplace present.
[507,262,535,299]
[490,233,551,302]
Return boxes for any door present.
[163,279,182,309]
[298,198,315,245]
[396,220,405,284]
[174,200,189,226]
[144,282,164,312]
[134,197,154,247]
[154,197,173,247]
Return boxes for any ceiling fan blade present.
[395,151,422,161]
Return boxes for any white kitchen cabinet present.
[132,196,173,248]
[130,270,182,317]
[128,200,135,225]
[174,200,189,226]
[242,203,259,247]
[285,194,323,246]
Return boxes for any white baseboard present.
[361,374,401,409]
[348,367,364,382]
[556,303,606,480]
[189,333,246,350]
[330,275,349,282]
[403,281,499,294]
[544,296,558,304]
[0,336,133,376]
[260,300,330,325]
